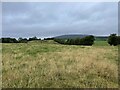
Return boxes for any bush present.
[1,38,18,43]
[108,34,119,46]
[54,38,65,44]
[80,35,95,45]
[54,35,95,46]
[117,36,120,45]
[18,38,28,43]
[28,36,38,41]
[44,38,54,40]
[1,37,42,43]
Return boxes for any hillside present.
[53,34,89,39]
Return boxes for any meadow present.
[2,40,118,88]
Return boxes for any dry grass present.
[2,41,118,88]
[0,43,2,89]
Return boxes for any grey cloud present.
[2,2,118,38]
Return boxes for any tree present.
[117,36,120,45]
[18,37,23,42]
[54,35,95,46]
[1,38,18,43]
[29,36,38,41]
[44,38,54,40]
[74,38,81,45]
[108,34,118,46]
[79,35,95,45]
[18,37,28,43]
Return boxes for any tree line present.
[54,35,95,46]
[0,34,120,46]
[0,36,41,43]
[0,35,95,45]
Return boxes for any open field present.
[2,40,118,88]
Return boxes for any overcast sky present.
[2,2,118,38]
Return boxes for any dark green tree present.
[18,37,28,43]
[54,35,95,46]
[117,36,120,45]
[108,34,118,46]
[29,36,38,41]
[2,38,18,43]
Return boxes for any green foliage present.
[28,36,38,41]
[80,35,95,45]
[1,36,42,43]
[1,38,18,43]
[108,34,119,46]
[44,38,54,40]
[54,35,95,46]
[18,37,28,43]
[54,38,65,44]
[117,36,120,45]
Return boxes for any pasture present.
[2,40,118,88]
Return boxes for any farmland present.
[2,40,118,88]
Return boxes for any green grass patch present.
[94,40,109,46]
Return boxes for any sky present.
[2,2,118,38]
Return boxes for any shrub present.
[54,38,65,44]
[28,36,38,41]
[108,34,118,46]
[18,38,28,43]
[54,35,95,46]
[1,38,18,43]
[80,35,95,45]
[117,36,120,45]
[44,38,54,40]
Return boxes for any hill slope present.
[53,34,89,39]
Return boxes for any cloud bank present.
[2,2,118,38]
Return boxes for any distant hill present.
[53,34,108,41]
[53,34,90,39]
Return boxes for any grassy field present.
[2,40,118,88]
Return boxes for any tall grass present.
[0,43,2,89]
[2,41,118,88]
